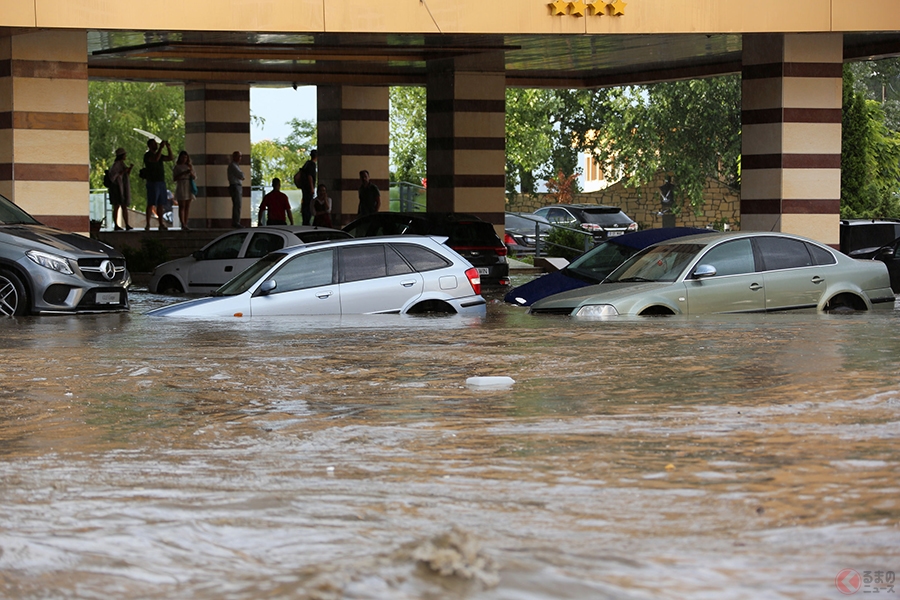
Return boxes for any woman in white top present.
[172,151,196,231]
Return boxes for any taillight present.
[495,245,507,256]
[581,223,602,232]
[503,233,516,246]
[627,223,639,231]
[464,267,481,295]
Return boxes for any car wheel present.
[825,293,865,313]
[406,299,457,315]
[157,275,185,295]
[0,269,29,316]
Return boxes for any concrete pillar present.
[426,53,506,233]
[741,33,843,246]
[185,84,251,229]
[0,30,89,232]
[317,85,389,226]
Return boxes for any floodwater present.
[1,283,899,600]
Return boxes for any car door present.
[186,231,250,293]
[337,243,424,314]
[755,236,824,310]
[248,248,340,315]
[684,238,766,314]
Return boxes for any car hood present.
[0,224,123,258]
[531,281,672,311]
[146,294,250,318]
[504,270,591,306]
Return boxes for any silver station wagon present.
[147,235,487,318]
[530,231,895,317]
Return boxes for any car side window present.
[807,243,836,265]
[270,249,334,292]
[204,232,248,260]
[245,233,285,259]
[340,245,388,282]
[756,236,813,271]
[386,245,414,275]
[546,208,575,225]
[392,243,451,272]
[697,239,755,276]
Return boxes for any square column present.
[426,53,506,232]
[185,84,251,228]
[741,33,843,246]
[317,85,389,226]
[0,30,89,232]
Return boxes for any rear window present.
[448,222,502,247]
[392,243,451,272]
[580,208,634,226]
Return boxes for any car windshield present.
[214,253,285,296]
[606,243,706,283]
[565,240,640,283]
[0,193,41,225]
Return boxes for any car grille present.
[529,307,573,316]
[78,257,128,282]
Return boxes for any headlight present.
[26,249,74,275]
[576,304,618,317]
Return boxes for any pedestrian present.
[312,183,333,228]
[142,138,173,231]
[257,178,294,226]
[293,149,317,226]
[358,169,381,216]
[172,150,196,232]
[228,150,245,228]
[108,147,133,231]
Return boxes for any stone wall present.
[507,174,741,231]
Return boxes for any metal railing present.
[508,212,593,258]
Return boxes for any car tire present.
[0,269,29,316]
[157,275,185,295]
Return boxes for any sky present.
[250,86,317,143]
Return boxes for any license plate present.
[96,292,121,305]
[476,267,490,275]
[607,230,625,237]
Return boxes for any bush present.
[544,227,592,261]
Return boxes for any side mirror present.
[258,279,277,295]
[879,247,895,259]
[692,264,717,279]
[192,250,204,260]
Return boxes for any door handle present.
[225,266,233,272]
[316,291,332,299]
[400,280,417,287]
[811,276,824,284]
[749,283,762,291]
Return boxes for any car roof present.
[645,230,830,247]
[607,227,714,249]
[258,225,347,235]
[277,234,451,253]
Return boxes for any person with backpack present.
[107,147,133,230]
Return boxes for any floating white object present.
[466,376,515,389]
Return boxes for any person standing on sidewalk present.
[143,139,172,231]
[257,178,294,226]
[227,150,245,228]
[293,149,317,226]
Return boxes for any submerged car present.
[343,212,509,287]
[529,231,895,317]
[149,225,351,295]
[505,227,711,306]
[147,235,487,318]
[0,193,129,316]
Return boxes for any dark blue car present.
[505,227,713,306]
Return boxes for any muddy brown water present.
[1,285,899,599]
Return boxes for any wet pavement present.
[0,285,899,599]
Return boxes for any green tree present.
[841,64,900,218]
[250,118,316,187]
[89,81,185,210]
[389,86,427,184]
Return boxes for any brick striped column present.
[742,33,843,246]
[0,30,89,232]
[317,85,389,226]
[426,53,506,232]
[185,84,251,229]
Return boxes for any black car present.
[839,219,900,259]
[504,212,552,255]
[533,204,638,242]
[343,212,510,286]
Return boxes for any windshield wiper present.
[615,276,655,283]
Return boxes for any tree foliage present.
[250,118,316,187]
[89,81,185,209]
[389,86,427,184]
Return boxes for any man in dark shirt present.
[294,149,317,225]
[143,139,172,230]
[257,178,294,226]
[357,169,381,216]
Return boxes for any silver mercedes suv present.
[0,193,130,316]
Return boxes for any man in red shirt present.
[257,178,294,226]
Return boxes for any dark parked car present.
[505,227,712,306]
[504,212,552,255]
[343,212,510,286]
[0,192,130,316]
[534,204,637,242]
[840,219,900,259]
